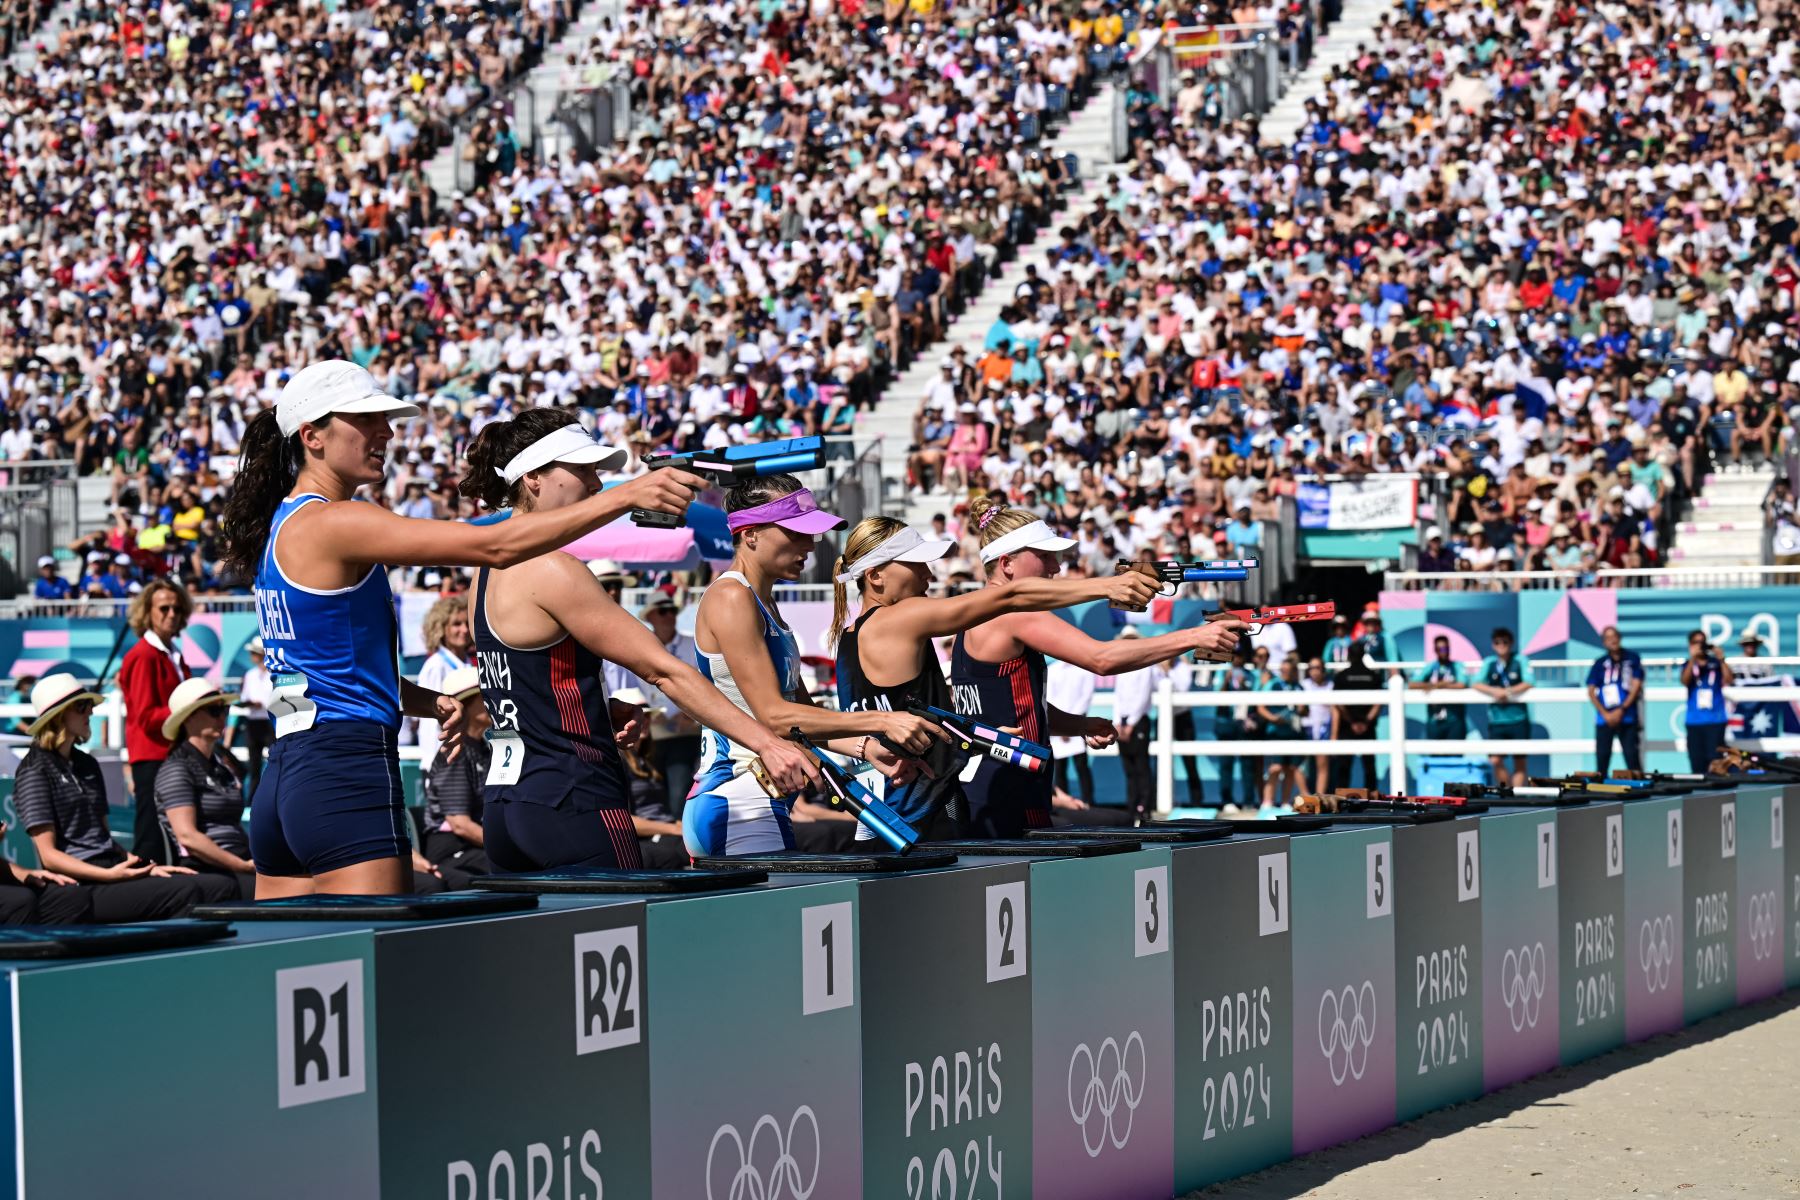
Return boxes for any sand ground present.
[1182,992,1800,1200]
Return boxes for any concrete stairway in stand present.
[859,82,1118,527]
[1668,464,1776,568]
[1256,0,1392,147]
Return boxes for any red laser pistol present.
[1208,600,1337,635]
[630,436,827,528]
[1112,558,1256,609]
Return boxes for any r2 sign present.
[1366,841,1392,918]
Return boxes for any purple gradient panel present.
[1736,790,1786,1004]
[1623,797,1684,1041]
[1480,811,1561,1090]
[1289,830,1397,1154]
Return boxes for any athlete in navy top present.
[455,409,815,871]
[830,514,1162,839]
[686,474,946,857]
[218,359,710,896]
[951,495,1244,836]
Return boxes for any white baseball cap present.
[276,360,421,436]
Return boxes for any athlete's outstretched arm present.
[700,583,948,757]
[878,571,1162,645]
[531,554,818,794]
[1001,609,1247,675]
[294,469,707,571]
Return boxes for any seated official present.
[0,818,94,924]
[419,667,491,889]
[17,674,237,921]
[623,741,690,870]
[154,678,257,899]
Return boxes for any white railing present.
[1384,566,1800,592]
[1072,681,1800,815]
[1360,656,1800,685]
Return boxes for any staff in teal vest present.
[1681,629,1734,773]
[1412,635,1470,741]
[1474,627,1533,786]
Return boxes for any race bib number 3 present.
[270,672,318,738]
[486,732,524,786]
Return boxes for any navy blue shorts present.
[250,721,410,876]
[484,799,642,872]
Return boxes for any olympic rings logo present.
[1747,891,1779,961]
[1317,981,1377,1085]
[1639,916,1674,993]
[1067,1032,1147,1157]
[1500,943,1546,1032]
[705,1105,821,1200]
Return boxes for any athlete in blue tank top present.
[450,410,817,872]
[686,476,947,858]
[950,496,1247,835]
[218,360,711,895]
[830,514,1167,840]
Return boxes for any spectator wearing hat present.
[117,578,194,863]
[1736,631,1773,681]
[154,678,256,898]
[1416,528,1456,574]
[1587,626,1646,775]
[15,674,235,921]
[636,594,702,816]
[1322,613,1355,665]
[1475,628,1534,786]
[31,555,70,603]
[418,667,491,889]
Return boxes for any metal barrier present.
[1072,681,1800,812]
[1384,566,1800,591]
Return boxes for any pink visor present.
[725,488,847,534]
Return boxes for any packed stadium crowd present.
[0,0,1797,608]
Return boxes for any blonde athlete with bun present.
[831,515,1160,839]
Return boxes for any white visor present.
[498,424,629,484]
[276,359,421,436]
[979,519,1077,564]
[834,526,954,583]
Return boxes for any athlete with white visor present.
[829,515,1161,840]
[218,360,711,896]
[685,475,951,857]
[457,408,818,871]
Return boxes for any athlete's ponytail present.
[828,515,907,647]
[459,407,582,512]
[219,408,318,583]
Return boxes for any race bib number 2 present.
[486,732,524,786]
[269,672,318,738]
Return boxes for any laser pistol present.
[1112,558,1256,610]
[630,436,827,528]
[788,729,921,854]
[906,704,1051,773]
[1209,600,1336,634]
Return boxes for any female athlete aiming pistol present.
[954,494,1246,836]
[459,409,817,871]
[831,516,1161,840]
[219,360,709,896]
[688,474,949,856]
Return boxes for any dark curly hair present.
[219,408,324,582]
[458,407,584,512]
